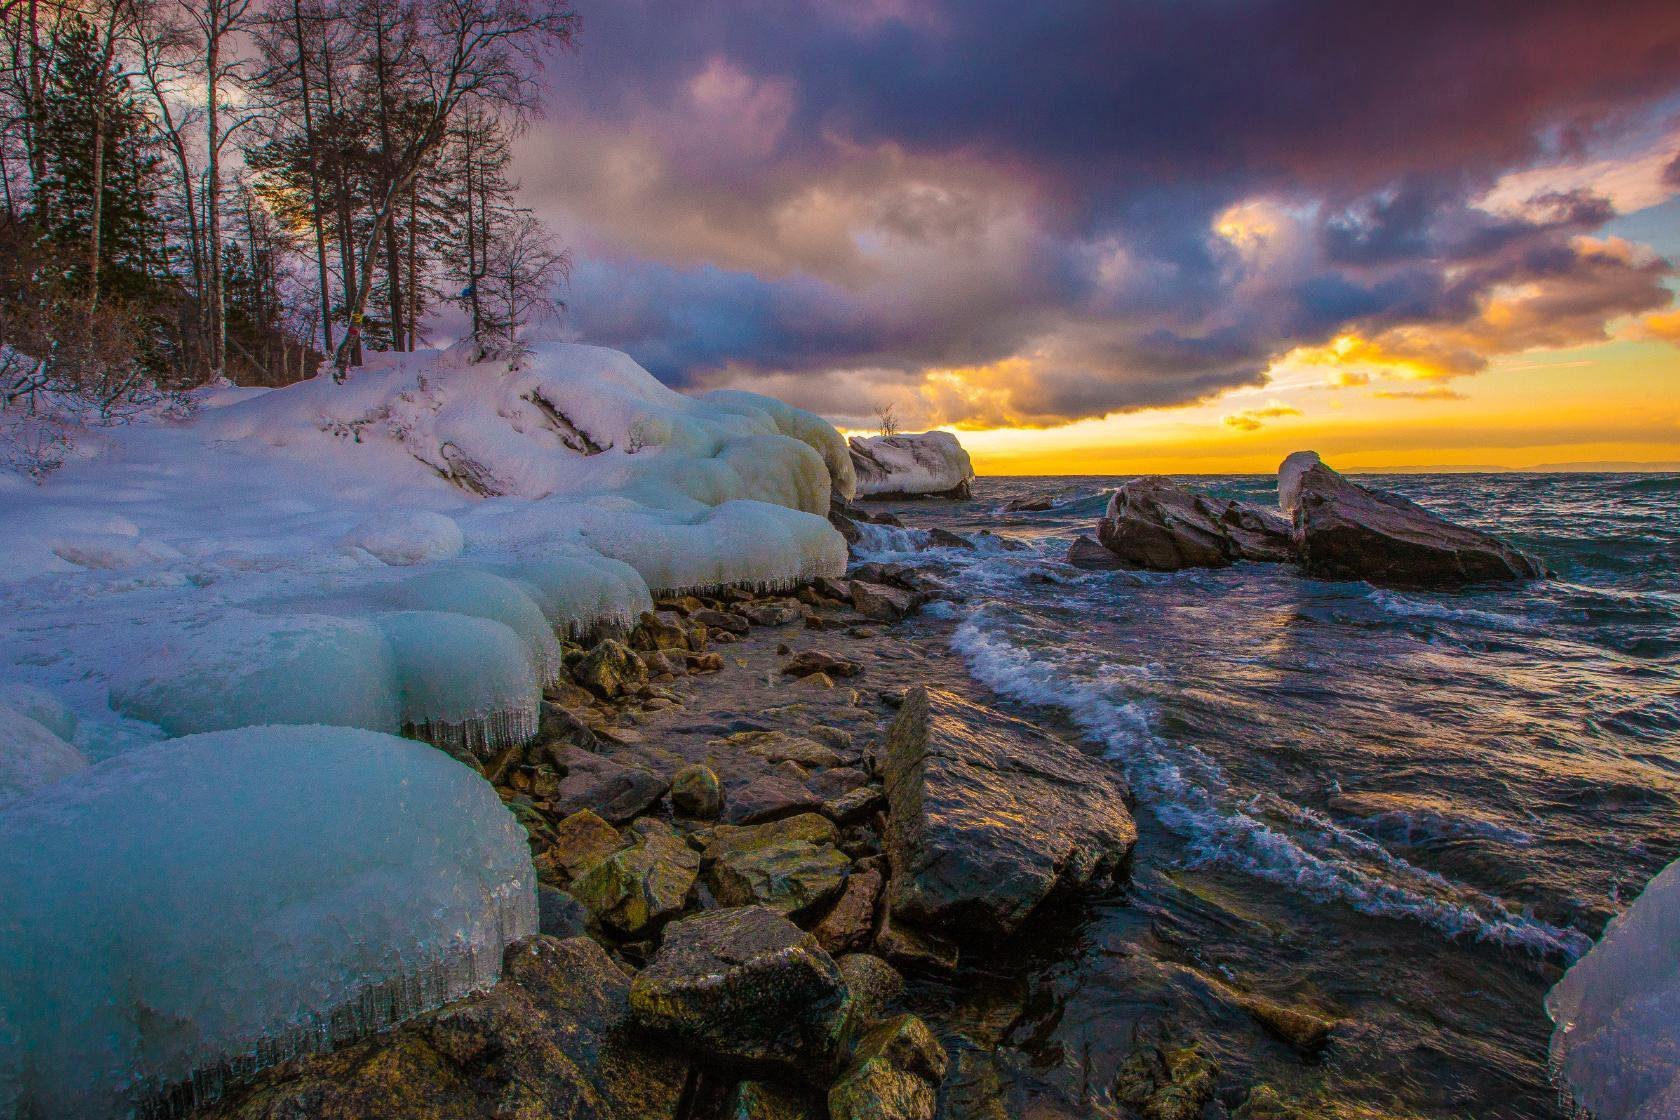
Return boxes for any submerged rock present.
[1096,475,1293,570]
[880,686,1136,942]
[1113,1040,1218,1120]
[198,936,687,1119]
[1289,455,1545,586]
[629,906,851,1072]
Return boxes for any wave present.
[949,614,1590,961]
[1619,475,1680,494]
[1366,588,1538,633]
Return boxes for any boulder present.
[827,1014,948,1120]
[551,747,669,823]
[629,906,851,1072]
[835,953,904,1033]
[880,687,1135,941]
[631,610,693,653]
[198,936,687,1119]
[727,1080,824,1120]
[1113,1040,1217,1120]
[726,773,826,824]
[537,700,603,751]
[536,885,589,939]
[1096,476,1293,570]
[850,582,918,623]
[671,763,724,819]
[535,808,621,882]
[702,814,852,918]
[569,819,700,938]
[1066,534,1131,571]
[847,432,975,500]
[806,766,869,800]
[743,602,803,627]
[782,650,862,679]
[575,639,649,700]
[692,608,750,635]
[812,864,883,954]
[1289,456,1546,585]
[822,785,886,826]
[1003,496,1056,512]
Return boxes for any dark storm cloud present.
[530,0,1680,425]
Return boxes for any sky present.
[513,0,1680,473]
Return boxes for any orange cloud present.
[1222,400,1302,431]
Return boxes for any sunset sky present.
[517,1,1680,473]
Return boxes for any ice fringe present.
[1547,854,1680,1120]
[0,341,851,747]
[0,725,537,1119]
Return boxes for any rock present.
[1236,993,1336,1053]
[632,610,694,653]
[199,936,687,1120]
[1113,1041,1217,1120]
[551,747,670,823]
[808,725,854,751]
[629,906,851,1072]
[643,649,688,677]
[537,700,602,751]
[812,865,882,954]
[744,602,803,627]
[815,575,856,602]
[1096,475,1294,570]
[925,528,974,550]
[782,650,863,679]
[836,953,903,1031]
[880,687,1136,941]
[687,651,724,674]
[1003,496,1056,512]
[873,907,959,974]
[827,1014,948,1120]
[1066,534,1132,570]
[671,763,724,819]
[850,582,917,623]
[569,819,700,937]
[848,432,975,500]
[1290,456,1545,585]
[806,766,869,800]
[730,730,843,769]
[823,785,886,825]
[727,1080,824,1120]
[702,814,851,917]
[537,885,589,938]
[726,773,826,824]
[576,639,649,700]
[794,672,835,690]
[535,808,621,882]
[692,607,751,635]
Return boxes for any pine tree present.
[30,16,167,304]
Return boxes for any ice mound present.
[0,700,88,804]
[848,431,975,499]
[0,341,850,744]
[375,611,539,753]
[0,682,78,743]
[0,724,536,1119]
[1548,856,1680,1120]
[341,509,464,565]
[1277,449,1321,515]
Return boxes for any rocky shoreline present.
[185,524,1363,1120]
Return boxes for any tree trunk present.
[291,0,335,357]
[205,15,225,379]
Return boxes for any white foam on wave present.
[1368,588,1538,634]
[949,611,1591,959]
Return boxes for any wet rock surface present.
[880,685,1137,941]
[1293,461,1546,586]
[828,1014,948,1120]
[1097,475,1294,570]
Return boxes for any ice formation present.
[1278,449,1322,515]
[0,341,849,745]
[1547,856,1680,1120]
[0,724,536,1119]
[848,431,975,498]
[0,700,87,804]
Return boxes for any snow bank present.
[0,701,87,805]
[848,431,975,498]
[0,724,536,1119]
[1548,856,1680,1120]
[0,341,848,745]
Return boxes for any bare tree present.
[477,205,565,362]
[875,401,900,437]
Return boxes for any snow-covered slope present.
[1548,856,1680,1120]
[0,725,535,1119]
[0,341,851,748]
[848,430,975,498]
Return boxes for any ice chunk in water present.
[342,508,464,566]
[108,615,401,736]
[0,700,87,804]
[0,724,536,1118]
[374,611,538,756]
[1548,856,1680,1120]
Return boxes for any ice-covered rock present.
[848,432,975,499]
[0,700,88,804]
[0,341,851,745]
[341,508,464,565]
[1548,856,1680,1120]
[0,724,536,1119]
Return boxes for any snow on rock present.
[1547,856,1680,1120]
[0,682,77,743]
[848,431,975,499]
[0,724,536,1119]
[0,341,848,744]
[1278,450,1321,515]
[341,509,464,566]
[0,700,88,805]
